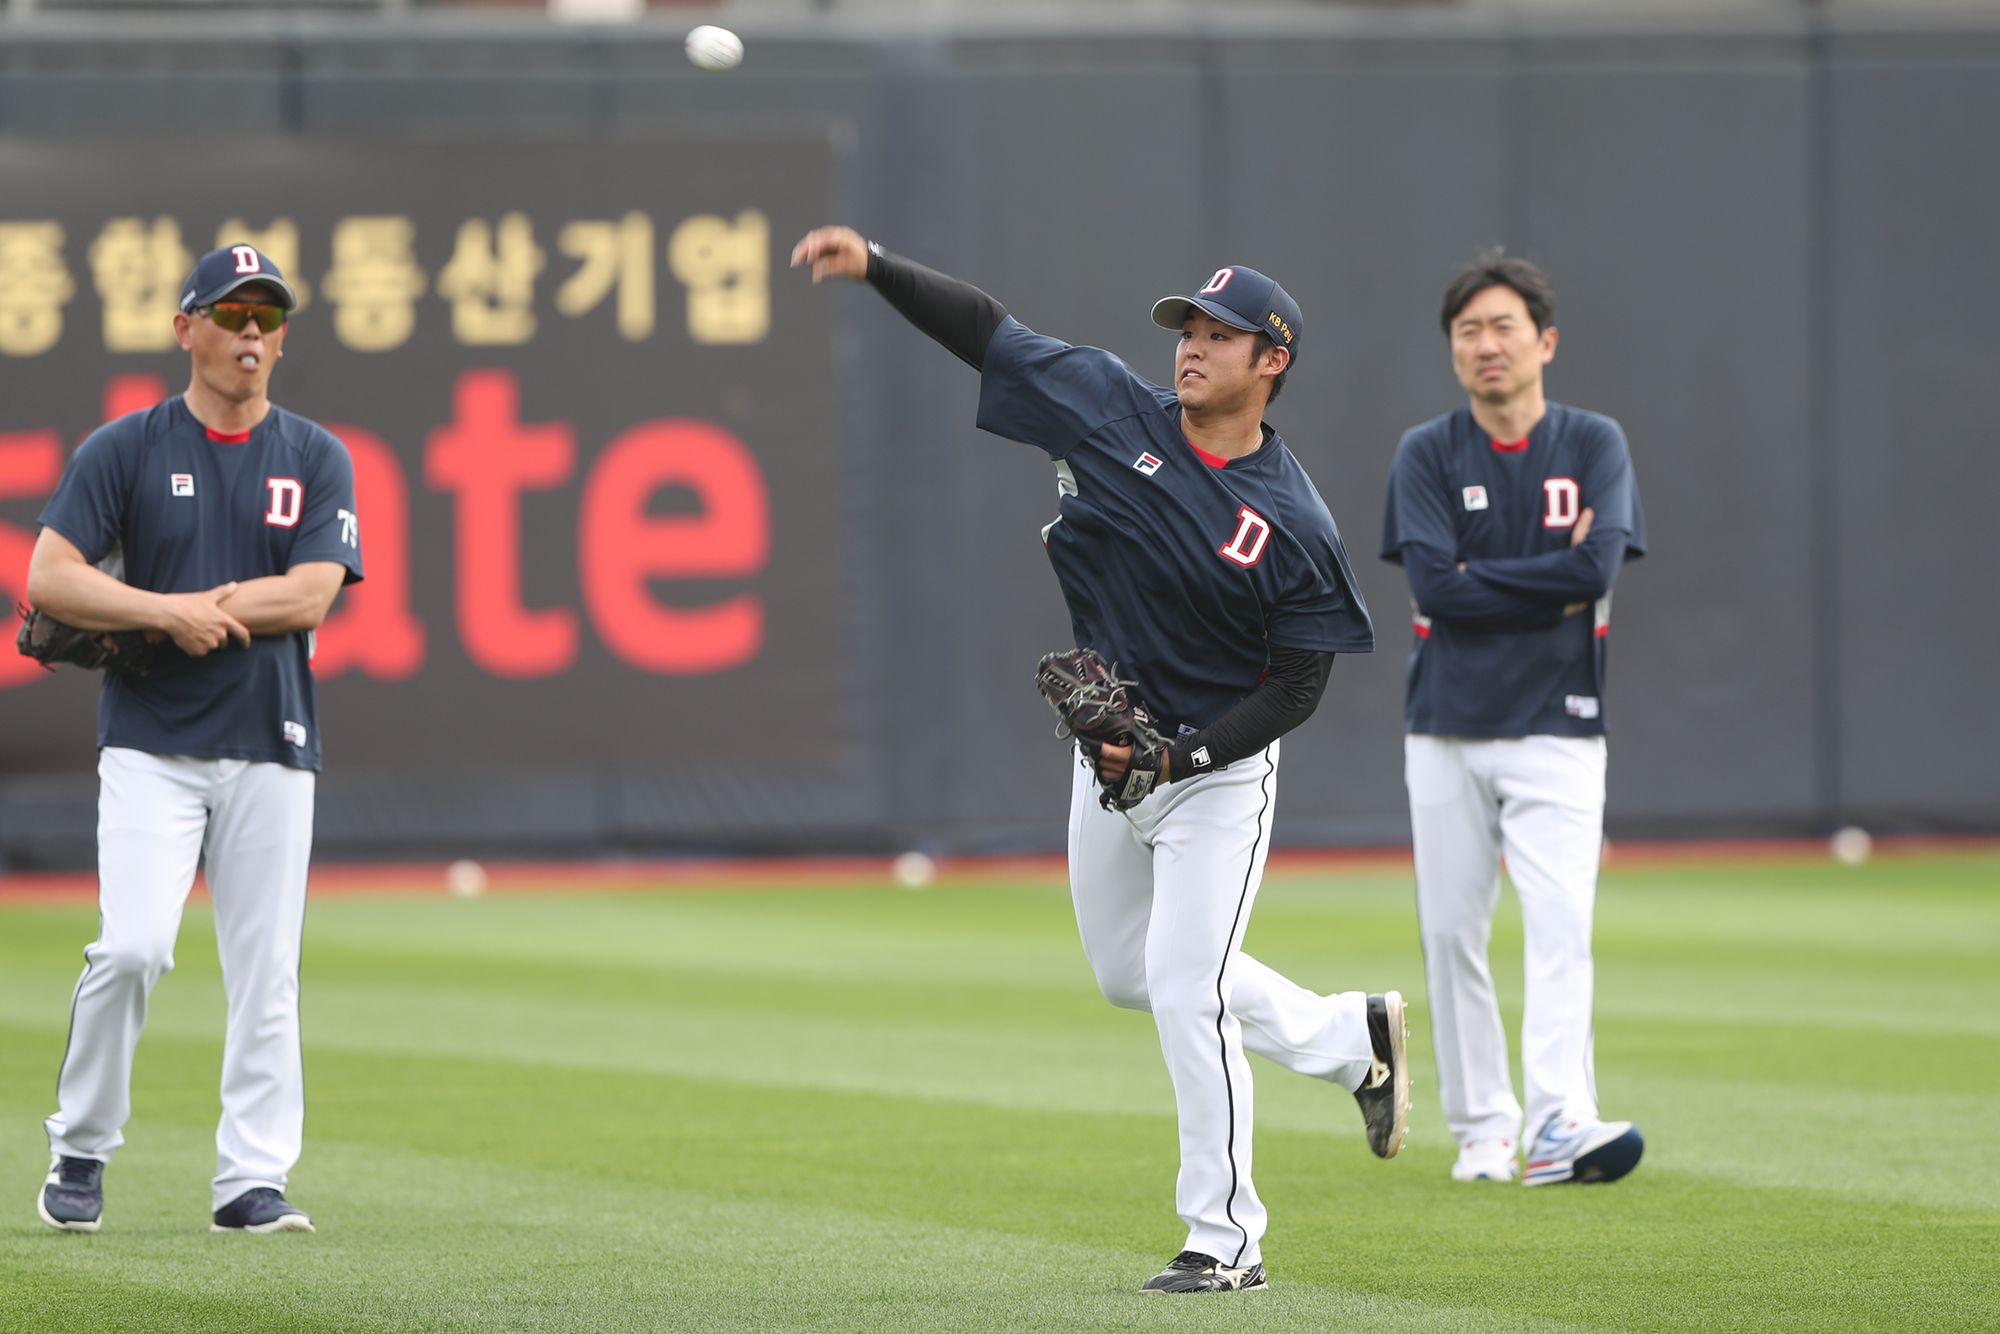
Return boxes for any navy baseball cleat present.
[1140,1251,1268,1293]
[212,1188,314,1233]
[1522,1115,1644,1186]
[37,1155,105,1233]
[1353,991,1412,1158]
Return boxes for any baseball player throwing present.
[795,227,1407,1294]
[1379,252,1646,1187]
[29,244,362,1234]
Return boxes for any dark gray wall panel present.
[1828,53,2000,821]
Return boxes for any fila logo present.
[170,473,194,498]
[1133,452,1163,476]
[1190,746,1212,769]
[282,720,307,747]
[232,245,262,275]
[1462,485,1488,511]
[1198,267,1234,295]
[1218,505,1272,567]
[264,477,303,527]
[1564,694,1600,720]
[1543,477,1581,528]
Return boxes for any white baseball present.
[1829,826,1873,867]
[445,859,488,898]
[685,25,743,72]
[891,851,937,890]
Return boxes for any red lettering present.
[425,370,577,679]
[104,374,168,422]
[0,431,65,690]
[313,423,426,680]
[580,420,769,674]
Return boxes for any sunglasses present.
[201,302,287,334]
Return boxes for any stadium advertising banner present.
[0,134,845,777]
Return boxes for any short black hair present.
[1440,250,1556,336]
[1251,331,1290,405]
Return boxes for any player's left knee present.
[1099,981,1151,1012]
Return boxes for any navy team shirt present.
[38,396,364,771]
[1379,402,1645,739]
[975,317,1374,729]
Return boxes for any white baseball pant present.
[1068,739,1376,1268]
[1404,733,1606,1149]
[45,746,316,1210]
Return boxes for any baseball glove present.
[14,604,166,676]
[1034,647,1169,812]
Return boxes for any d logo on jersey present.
[1218,505,1271,567]
[1542,477,1580,529]
[264,477,302,527]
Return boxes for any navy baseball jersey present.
[1379,402,1644,739]
[38,397,364,770]
[976,317,1374,729]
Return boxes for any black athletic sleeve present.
[1165,647,1334,780]
[864,244,1008,371]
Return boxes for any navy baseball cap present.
[178,244,298,314]
[1151,265,1301,360]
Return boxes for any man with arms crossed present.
[795,226,1407,1292]
[1380,252,1646,1186]
[31,244,362,1233]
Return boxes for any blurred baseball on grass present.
[686,26,744,72]
[1829,826,1873,866]
[445,859,489,898]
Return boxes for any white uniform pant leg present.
[1404,735,1522,1147]
[1143,743,1288,1268]
[45,748,209,1162]
[1069,748,1373,1091]
[203,760,315,1210]
[1068,751,1156,1014]
[1228,958,1373,1089]
[1493,735,1606,1139]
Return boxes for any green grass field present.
[2,852,1995,1331]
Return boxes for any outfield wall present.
[1,13,1995,864]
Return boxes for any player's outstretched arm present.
[790,226,871,284]
[26,527,249,655]
[792,226,1008,371]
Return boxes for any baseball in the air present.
[685,25,744,72]
[891,851,937,890]
[1829,826,1873,867]
[445,859,489,898]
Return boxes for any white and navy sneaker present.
[37,1155,104,1233]
[212,1188,314,1233]
[1353,991,1412,1158]
[1140,1250,1269,1293]
[1522,1115,1644,1186]
[1451,1137,1519,1182]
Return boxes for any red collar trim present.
[206,426,252,444]
[1490,436,1530,454]
[1184,439,1230,470]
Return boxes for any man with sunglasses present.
[27,244,362,1234]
